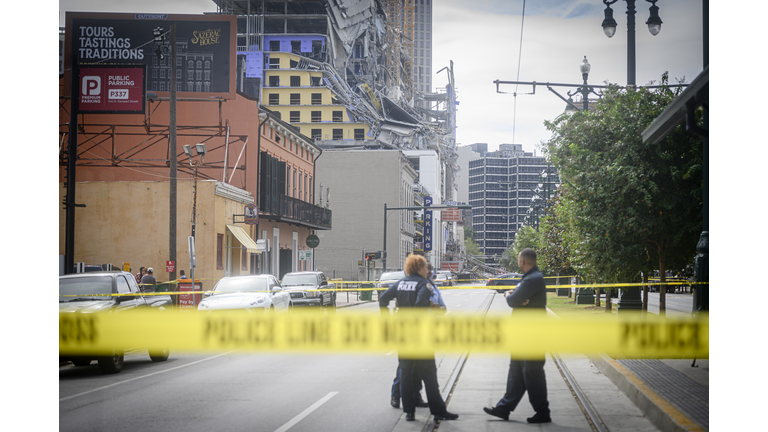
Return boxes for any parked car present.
[486,273,523,294]
[432,272,450,287]
[59,271,172,374]
[281,271,336,308]
[435,270,454,286]
[377,271,406,296]
[197,275,291,314]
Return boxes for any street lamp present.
[567,57,600,112]
[601,0,663,87]
[184,143,207,240]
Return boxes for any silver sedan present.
[197,275,292,313]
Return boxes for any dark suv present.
[486,273,522,294]
[281,271,336,308]
[59,271,172,374]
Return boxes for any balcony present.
[259,193,332,230]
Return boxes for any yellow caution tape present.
[59,309,708,358]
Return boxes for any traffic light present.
[365,253,376,261]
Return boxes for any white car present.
[432,272,450,287]
[435,270,454,286]
[197,275,291,313]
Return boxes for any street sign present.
[122,262,130,272]
[256,239,268,252]
[299,250,313,261]
[244,204,258,225]
[306,235,320,248]
[166,260,175,273]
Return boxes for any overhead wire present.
[511,0,527,144]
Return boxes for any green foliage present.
[544,74,703,284]
[464,235,483,261]
[506,225,540,273]
[538,193,577,277]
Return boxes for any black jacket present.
[378,274,432,310]
[506,266,547,310]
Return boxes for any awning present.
[226,225,259,254]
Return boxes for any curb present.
[590,354,705,432]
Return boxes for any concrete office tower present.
[467,144,559,264]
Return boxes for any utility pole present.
[168,23,178,281]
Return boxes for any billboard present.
[64,12,237,100]
[79,65,146,113]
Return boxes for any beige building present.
[58,180,258,286]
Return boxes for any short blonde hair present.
[404,254,427,276]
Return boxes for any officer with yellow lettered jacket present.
[378,254,458,422]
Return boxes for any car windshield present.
[435,274,447,280]
[281,274,318,287]
[380,271,405,281]
[59,276,112,302]
[213,277,268,294]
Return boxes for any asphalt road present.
[59,283,495,432]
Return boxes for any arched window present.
[196,60,202,69]
[205,60,211,69]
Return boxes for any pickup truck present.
[59,271,172,374]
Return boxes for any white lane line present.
[274,392,339,432]
[59,350,237,402]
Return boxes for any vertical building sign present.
[424,196,433,252]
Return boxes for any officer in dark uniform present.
[379,254,459,422]
[483,247,551,423]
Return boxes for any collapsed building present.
[212,0,464,273]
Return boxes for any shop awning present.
[226,225,259,254]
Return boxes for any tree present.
[507,225,539,273]
[544,74,703,315]
[538,193,577,297]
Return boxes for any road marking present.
[59,351,237,402]
[274,392,339,432]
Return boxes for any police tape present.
[58,280,709,297]
[59,309,708,358]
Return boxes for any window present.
[217,234,224,269]
[269,57,280,69]
[205,60,210,69]
[332,111,343,122]
[311,111,321,122]
[290,76,300,87]
[291,40,301,53]
[310,76,321,87]
[269,94,279,105]
[290,111,300,122]
[311,93,322,105]
[354,129,365,140]
[290,59,298,68]
[270,40,280,51]
[269,76,279,87]
[242,247,249,271]
[290,94,300,105]
[332,129,343,139]
[197,60,202,69]
[196,70,202,80]
[311,129,321,140]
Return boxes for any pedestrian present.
[136,266,146,285]
[179,270,188,279]
[483,248,551,424]
[379,254,459,422]
[140,267,157,292]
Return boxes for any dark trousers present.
[399,357,446,414]
[392,367,423,399]
[496,358,550,416]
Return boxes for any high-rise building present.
[413,0,433,96]
[467,144,559,263]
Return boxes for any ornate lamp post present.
[601,0,663,88]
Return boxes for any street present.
[59,284,495,432]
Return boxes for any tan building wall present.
[58,180,257,287]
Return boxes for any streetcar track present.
[427,290,609,431]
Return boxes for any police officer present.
[379,254,458,422]
[483,247,551,423]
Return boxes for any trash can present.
[359,283,374,301]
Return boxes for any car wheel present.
[97,351,124,374]
[71,359,92,367]
[149,347,170,362]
